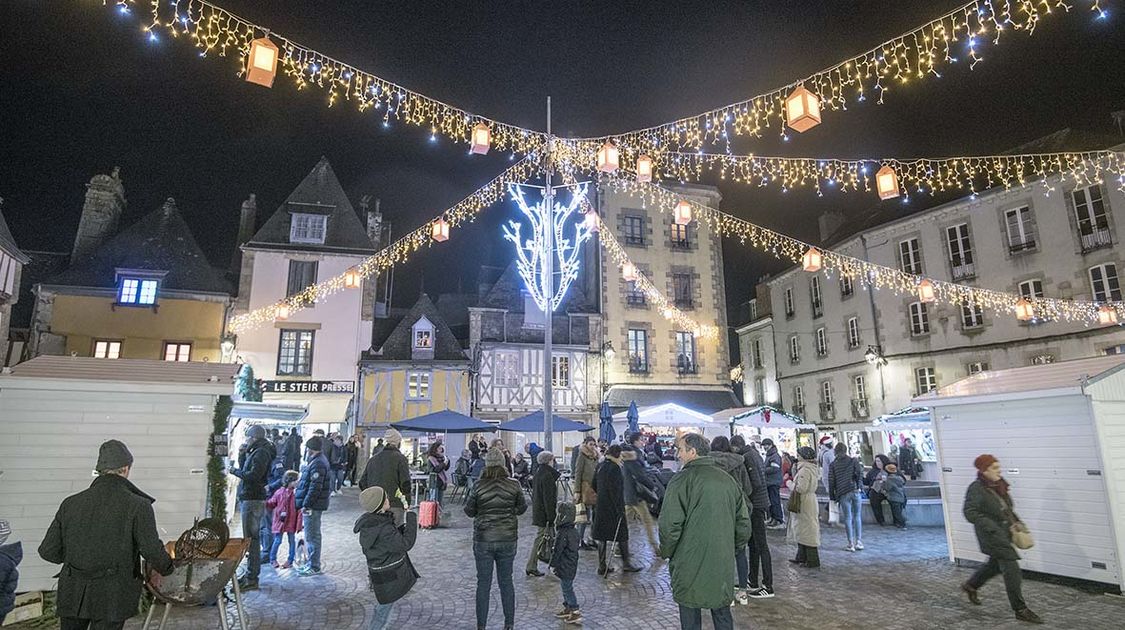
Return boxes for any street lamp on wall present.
[864,345,887,367]
[220,335,237,364]
[602,341,616,361]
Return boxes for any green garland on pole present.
[207,395,233,522]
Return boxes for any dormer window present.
[290,213,327,244]
[411,316,435,360]
[115,269,165,306]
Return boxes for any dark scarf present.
[978,472,1010,499]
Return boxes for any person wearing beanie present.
[295,435,332,576]
[266,470,303,569]
[525,450,560,577]
[228,424,276,590]
[549,502,582,624]
[621,432,661,560]
[0,519,20,625]
[465,446,527,630]
[39,440,174,628]
[882,463,908,528]
[962,455,1042,624]
[787,445,821,569]
[759,438,785,528]
[359,427,411,527]
[356,486,419,630]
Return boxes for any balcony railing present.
[951,262,976,281]
[1080,228,1112,253]
[1008,239,1036,254]
[677,356,698,375]
[789,354,800,365]
[624,235,645,246]
[851,398,869,419]
[671,238,691,250]
[816,346,828,357]
[629,355,649,373]
[819,402,836,421]
[674,298,694,310]
[625,293,647,307]
[792,404,806,417]
[812,303,823,318]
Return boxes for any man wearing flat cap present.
[39,440,174,630]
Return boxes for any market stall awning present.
[604,385,739,414]
[392,410,497,434]
[496,411,594,433]
[299,396,352,424]
[872,406,932,430]
[230,400,308,423]
[714,405,813,429]
[612,402,713,428]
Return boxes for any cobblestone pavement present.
[121,488,1123,630]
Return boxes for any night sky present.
[2,1,1123,326]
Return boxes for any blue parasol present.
[496,411,595,432]
[598,401,616,443]
[626,401,640,437]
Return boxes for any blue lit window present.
[119,278,159,305]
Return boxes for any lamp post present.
[542,97,555,452]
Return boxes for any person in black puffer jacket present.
[549,503,582,624]
[761,439,785,527]
[730,434,775,599]
[464,447,527,630]
[295,436,332,576]
[228,425,276,589]
[355,486,419,630]
[525,451,560,577]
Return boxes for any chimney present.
[72,166,125,262]
[361,197,391,319]
[817,210,846,244]
[229,194,258,275]
[363,196,383,248]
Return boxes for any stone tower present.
[229,193,257,275]
[71,167,125,262]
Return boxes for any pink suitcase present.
[419,500,440,529]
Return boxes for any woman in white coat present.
[787,446,821,568]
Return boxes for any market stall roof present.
[713,405,812,428]
[914,355,1125,406]
[605,385,739,414]
[230,400,309,423]
[871,406,931,430]
[612,402,713,428]
[392,410,497,434]
[1,356,239,394]
[497,411,595,433]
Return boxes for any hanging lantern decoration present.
[784,85,821,133]
[1014,298,1034,322]
[663,307,675,319]
[431,218,450,242]
[802,247,822,272]
[597,141,620,173]
[876,166,900,200]
[917,279,936,303]
[674,200,693,225]
[636,155,654,183]
[583,210,600,233]
[276,303,290,320]
[246,36,280,88]
[470,123,491,155]
[343,268,361,289]
[1098,305,1119,326]
[622,262,638,282]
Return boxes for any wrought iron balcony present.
[1080,228,1112,253]
[819,402,836,421]
[1008,239,1036,254]
[951,262,976,281]
[851,398,869,419]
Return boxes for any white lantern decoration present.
[343,268,361,289]
[597,141,620,173]
[784,86,821,133]
[636,155,654,182]
[431,218,450,242]
[917,279,936,303]
[674,200,693,225]
[246,37,280,88]
[276,303,290,320]
[622,262,638,282]
[802,247,822,272]
[470,123,491,155]
[583,210,600,233]
[1098,305,1118,326]
[876,166,900,200]
[1014,298,1034,322]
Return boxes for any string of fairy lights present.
[226,157,541,334]
[597,176,1125,325]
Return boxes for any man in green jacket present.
[658,433,750,630]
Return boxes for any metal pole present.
[543,96,554,452]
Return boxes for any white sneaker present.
[844,544,856,552]
[735,589,749,606]
[855,541,864,550]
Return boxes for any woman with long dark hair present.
[425,441,450,508]
[464,447,527,630]
[864,454,892,526]
[592,445,636,575]
[961,455,1041,624]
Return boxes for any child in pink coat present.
[267,471,303,568]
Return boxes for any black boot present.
[803,546,821,568]
[621,544,642,572]
[597,542,614,576]
[789,544,807,565]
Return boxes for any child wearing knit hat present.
[356,486,419,629]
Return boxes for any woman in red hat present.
[960,454,1042,624]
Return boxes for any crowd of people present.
[24,429,1046,629]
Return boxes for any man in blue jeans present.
[228,425,275,591]
[828,442,864,552]
[295,436,332,575]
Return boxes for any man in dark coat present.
[228,424,275,590]
[281,430,302,472]
[525,451,560,577]
[761,438,785,527]
[898,437,921,480]
[730,435,775,598]
[345,435,360,486]
[359,429,412,527]
[295,436,331,576]
[622,433,661,553]
[38,440,174,630]
[592,445,639,575]
[260,446,289,564]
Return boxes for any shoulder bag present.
[986,488,1034,550]
[787,489,802,513]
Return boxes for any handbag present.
[986,488,1034,550]
[575,503,588,525]
[581,483,597,506]
[537,525,556,563]
[787,490,802,513]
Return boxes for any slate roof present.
[479,260,594,313]
[362,294,467,362]
[0,204,29,263]
[44,198,232,295]
[245,157,376,255]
